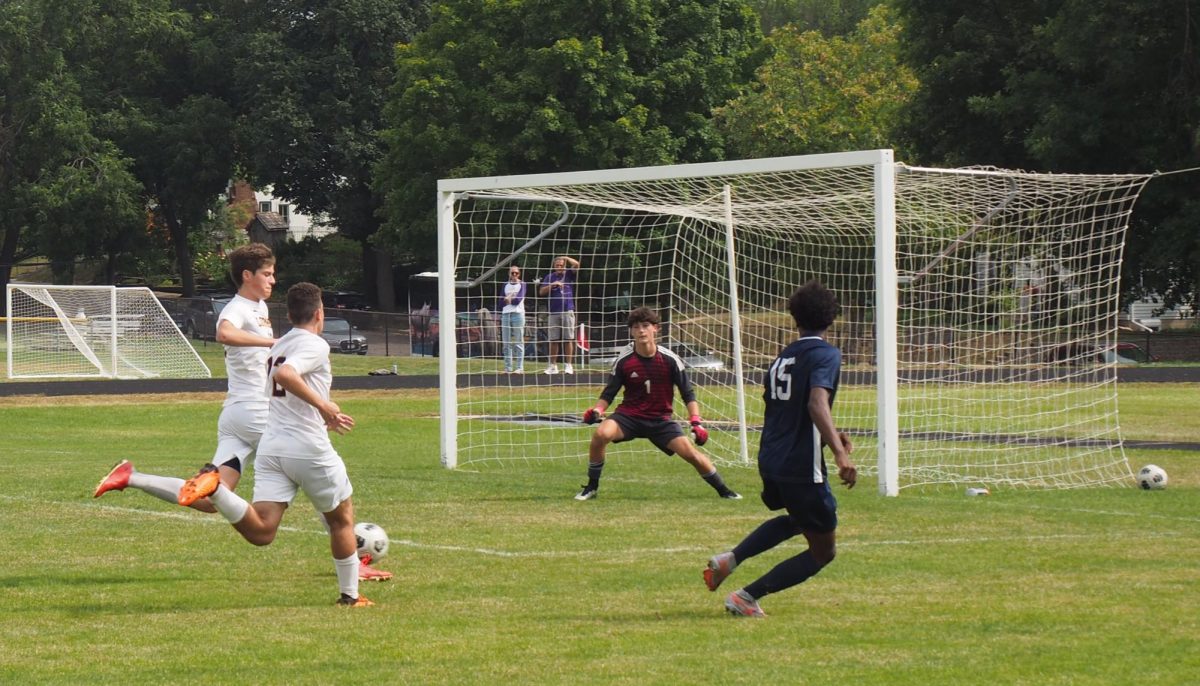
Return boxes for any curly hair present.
[788,280,840,332]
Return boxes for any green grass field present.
[1,386,1197,685]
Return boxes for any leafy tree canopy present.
[717,4,917,158]
[375,0,763,264]
[894,0,1200,306]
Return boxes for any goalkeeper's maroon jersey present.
[600,344,696,421]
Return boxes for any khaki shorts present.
[547,311,576,340]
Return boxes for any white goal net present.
[6,284,210,379]
[436,150,1152,493]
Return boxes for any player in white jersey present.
[177,282,374,607]
[93,244,277,512]
[93,246,391,582]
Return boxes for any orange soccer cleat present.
[93,460,133,498]
[177,464,221,506]
[336,594,375,607]
[358,559,393,582]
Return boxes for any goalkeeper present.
[576,306,740,501]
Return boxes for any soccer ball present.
[1137,464,1168,490]
[355,522,389,562]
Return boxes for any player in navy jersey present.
[576,307,740,501]
[702,280,857,617]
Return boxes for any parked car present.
[1116,342,1159,363]
[322,291,369,311]
[183,296,231,340]
[322,317,368,355]
[1049,343,1138,366]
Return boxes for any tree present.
[374,0,764,265]
[0,0,143,297]
[716,4,917,158]
[746,0,882,36]
[894,0,1200,307]
[73,1,238,297]
[220,0,430,311]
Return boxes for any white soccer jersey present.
[258,327,335,459]
[218,295,274,407]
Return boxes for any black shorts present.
[609,413,685,455]
[760,476,838,534]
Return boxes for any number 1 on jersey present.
[266,355,288,397]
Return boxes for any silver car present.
[321,317,368,355]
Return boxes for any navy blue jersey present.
[756,336,841,483]
[600,343,695,421]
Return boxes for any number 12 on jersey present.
[768,356,794,400]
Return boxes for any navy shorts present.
[760,476,838,534]
[609,413,685,455]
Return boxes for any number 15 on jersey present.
[768,356,794,400]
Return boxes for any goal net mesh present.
[6,285,210,379]
[445,159,1149,490]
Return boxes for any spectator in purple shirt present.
[538,255,580,375]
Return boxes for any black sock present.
[732,515,797,563]
[743,550,824,599]
[701,469,732,495]
[586,461,605,489]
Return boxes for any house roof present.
[251,212,289,232]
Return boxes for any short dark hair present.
[788,280,840,332]
[228,243,275,287]
[627,306,660,327]
[287,282,322,325]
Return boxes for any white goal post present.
[436,150,1152,494]
[5,284,210,380]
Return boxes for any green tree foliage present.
[0,0,143,294]
[375,0,763,265]
[746,0,882,35]
[895,0,1200,306]
[717,4,917,158]
[220,0,429,310]
[75,1,236,297]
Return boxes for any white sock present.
[208,485,250,524]
[335,553,360,598]
[127,472,185,505]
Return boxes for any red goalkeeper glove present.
[583,407,604,425]
[690,415,708,446]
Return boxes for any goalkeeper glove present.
[583,407,605,425]
[690,415,709,446]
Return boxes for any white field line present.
[6,494,1198,560]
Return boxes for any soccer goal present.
[5,284,210,379]
[436,150,1152,494]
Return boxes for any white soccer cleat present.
[704,552,736,591]
[574,485,598,501]
[725,590,765,617]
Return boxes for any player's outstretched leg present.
[704,551,737,591]
[178,463,221,506]
[93,460,133,497]
[724,589,766,618]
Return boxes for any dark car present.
[183,296,231,340]
[321,317,368,355]
[322,291,369,311]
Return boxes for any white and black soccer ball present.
[1137,464,1168,491]
[355,522,390,562]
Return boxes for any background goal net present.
[436,150,1151,493]
[6,284,210,380]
